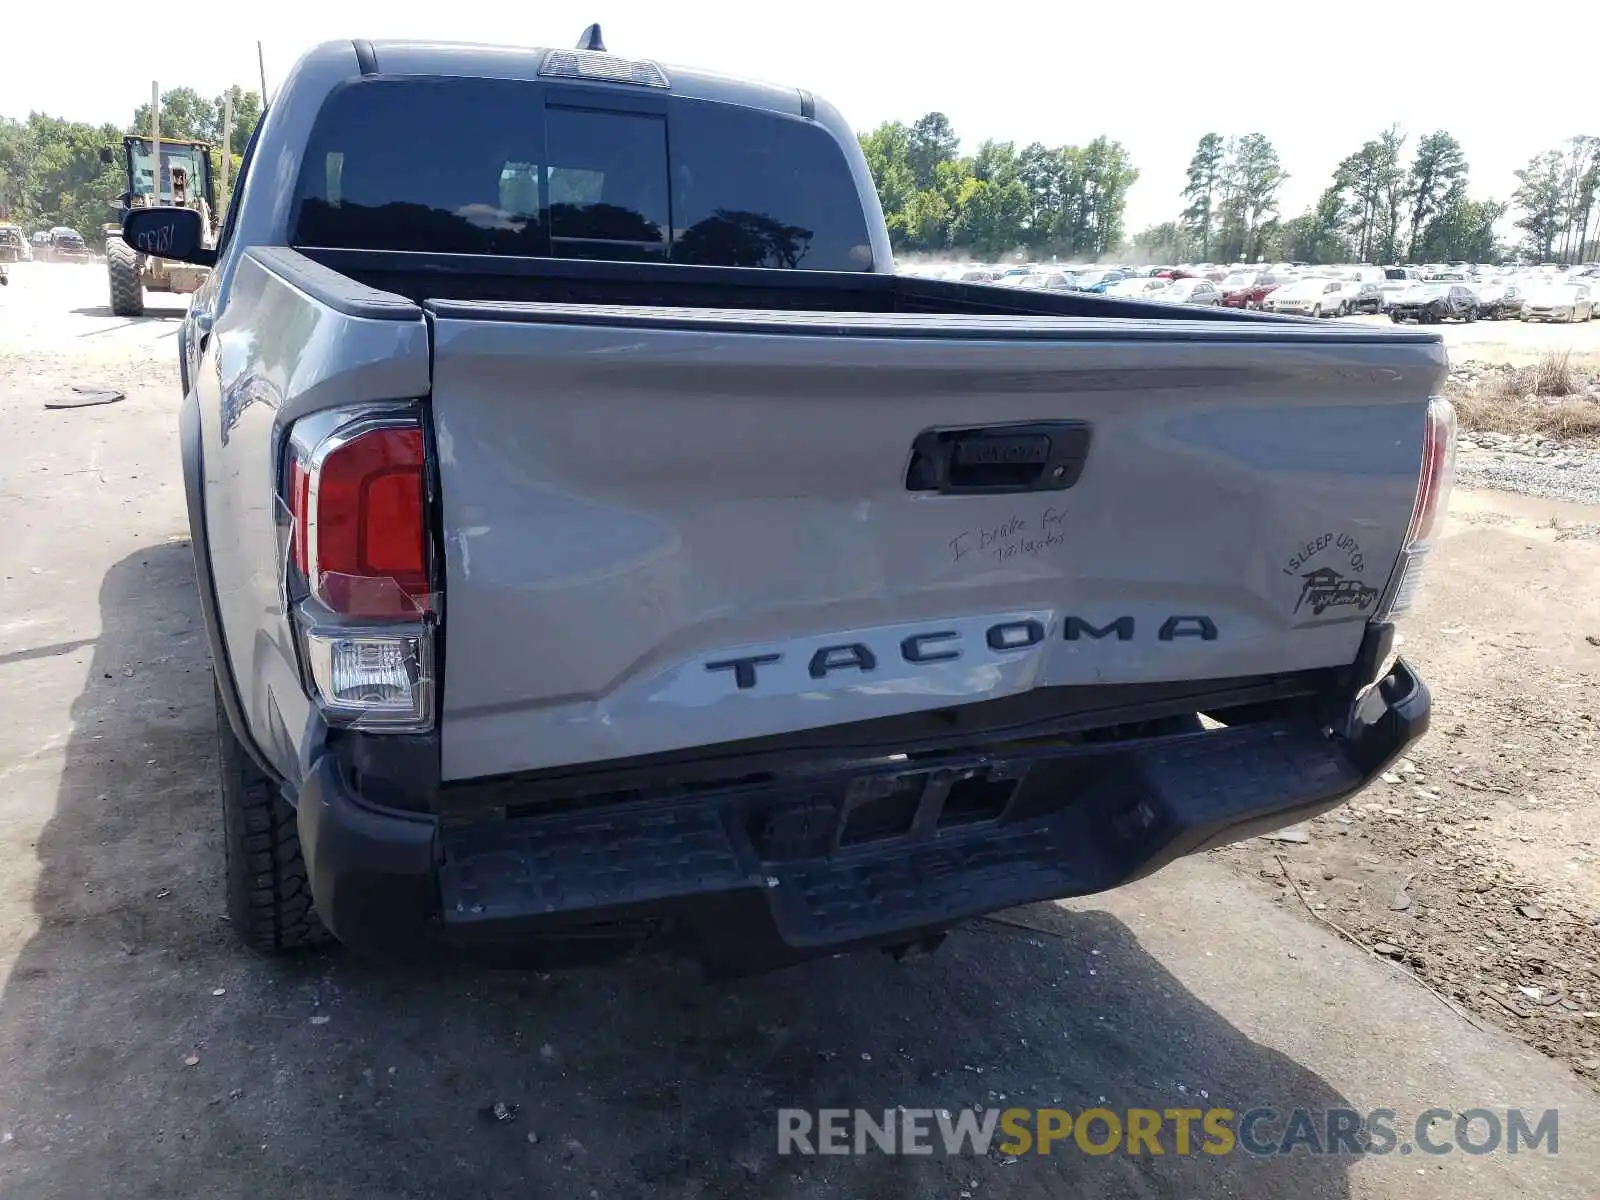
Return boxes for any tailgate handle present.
[905,422,1091,495]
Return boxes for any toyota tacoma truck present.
[127,32,1452,972]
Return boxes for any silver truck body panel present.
[198,251,430,770]
[427,305,1442,780]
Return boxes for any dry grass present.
[1450,350,1600,439]
[1528,349,1577,397]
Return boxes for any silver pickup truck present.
[125,33,1453,972]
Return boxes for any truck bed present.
[288,246,1438,331]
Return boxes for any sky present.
[5,1,1592,237]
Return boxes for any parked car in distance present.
[1022,271,1077,291]
[1262,277,1345,317]
[1102,276,1172,299]
[1072,269,1123,291]
[1389,282,1479,323]
[994,271,1074,291]
[1084,272,1133,293]
[1472,280,1522,320]
[1152,277,1223,306]
[0,223,28,263]
[1379,267,1423,309]
[38,226,92,263]
[1520,283,1594,323]
[1218,271,1280,309]
[1332,274,1383,314]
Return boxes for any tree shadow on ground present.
[0,543,1360,1199]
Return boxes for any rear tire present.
[107,238,144,317]
[1464,306,1478,323]
[216,686,329,953]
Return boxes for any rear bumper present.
[298,658,1429,968]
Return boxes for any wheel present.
[1464,306,1478,323]
[216,685,329,953]
[1311,304,1322,318]
[106,238,144,317]
[1390,312,1403,323]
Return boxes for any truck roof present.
[324,39,809,120]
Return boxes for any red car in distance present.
[1219,271,1283,310]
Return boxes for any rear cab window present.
[291,76,874,271]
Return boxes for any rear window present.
[291,77,873,271]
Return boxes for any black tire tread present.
[216,688,329,952]
[107,237,144,318]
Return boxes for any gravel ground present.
[1446,358,1600,505]
[1455,441,1600,507]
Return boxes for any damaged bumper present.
[296,658,1429,968]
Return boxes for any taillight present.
[1375,396,1456,620]
[285,409,436,731]
[289,422,431,618]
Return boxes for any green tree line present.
[859,113,1138,259]
[867,113,1599,265]
[1109,126,1596,266]
[0,86,261,241]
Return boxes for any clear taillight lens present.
[1376,396,1456,620]
[303,630,433,728]
[285,408,436,732]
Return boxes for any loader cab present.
[121,136,217,238]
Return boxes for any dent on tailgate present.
[425,309,1440,782]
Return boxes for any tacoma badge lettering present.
[705,615,1218,690]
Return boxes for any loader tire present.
[107,237,144,317]
[216,685,329,953]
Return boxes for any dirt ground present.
[1214,488,1600,1079]
[2,262,1600,1198]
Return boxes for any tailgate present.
[425,302,1444,781]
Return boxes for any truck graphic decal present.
[1295,567,1379,616]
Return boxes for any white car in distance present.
[1263,277,1346,317]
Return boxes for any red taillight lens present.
[1406,397,1456,550]
[289,424,431,618]
[290,458,311,576]
[1377,396,1456,621]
